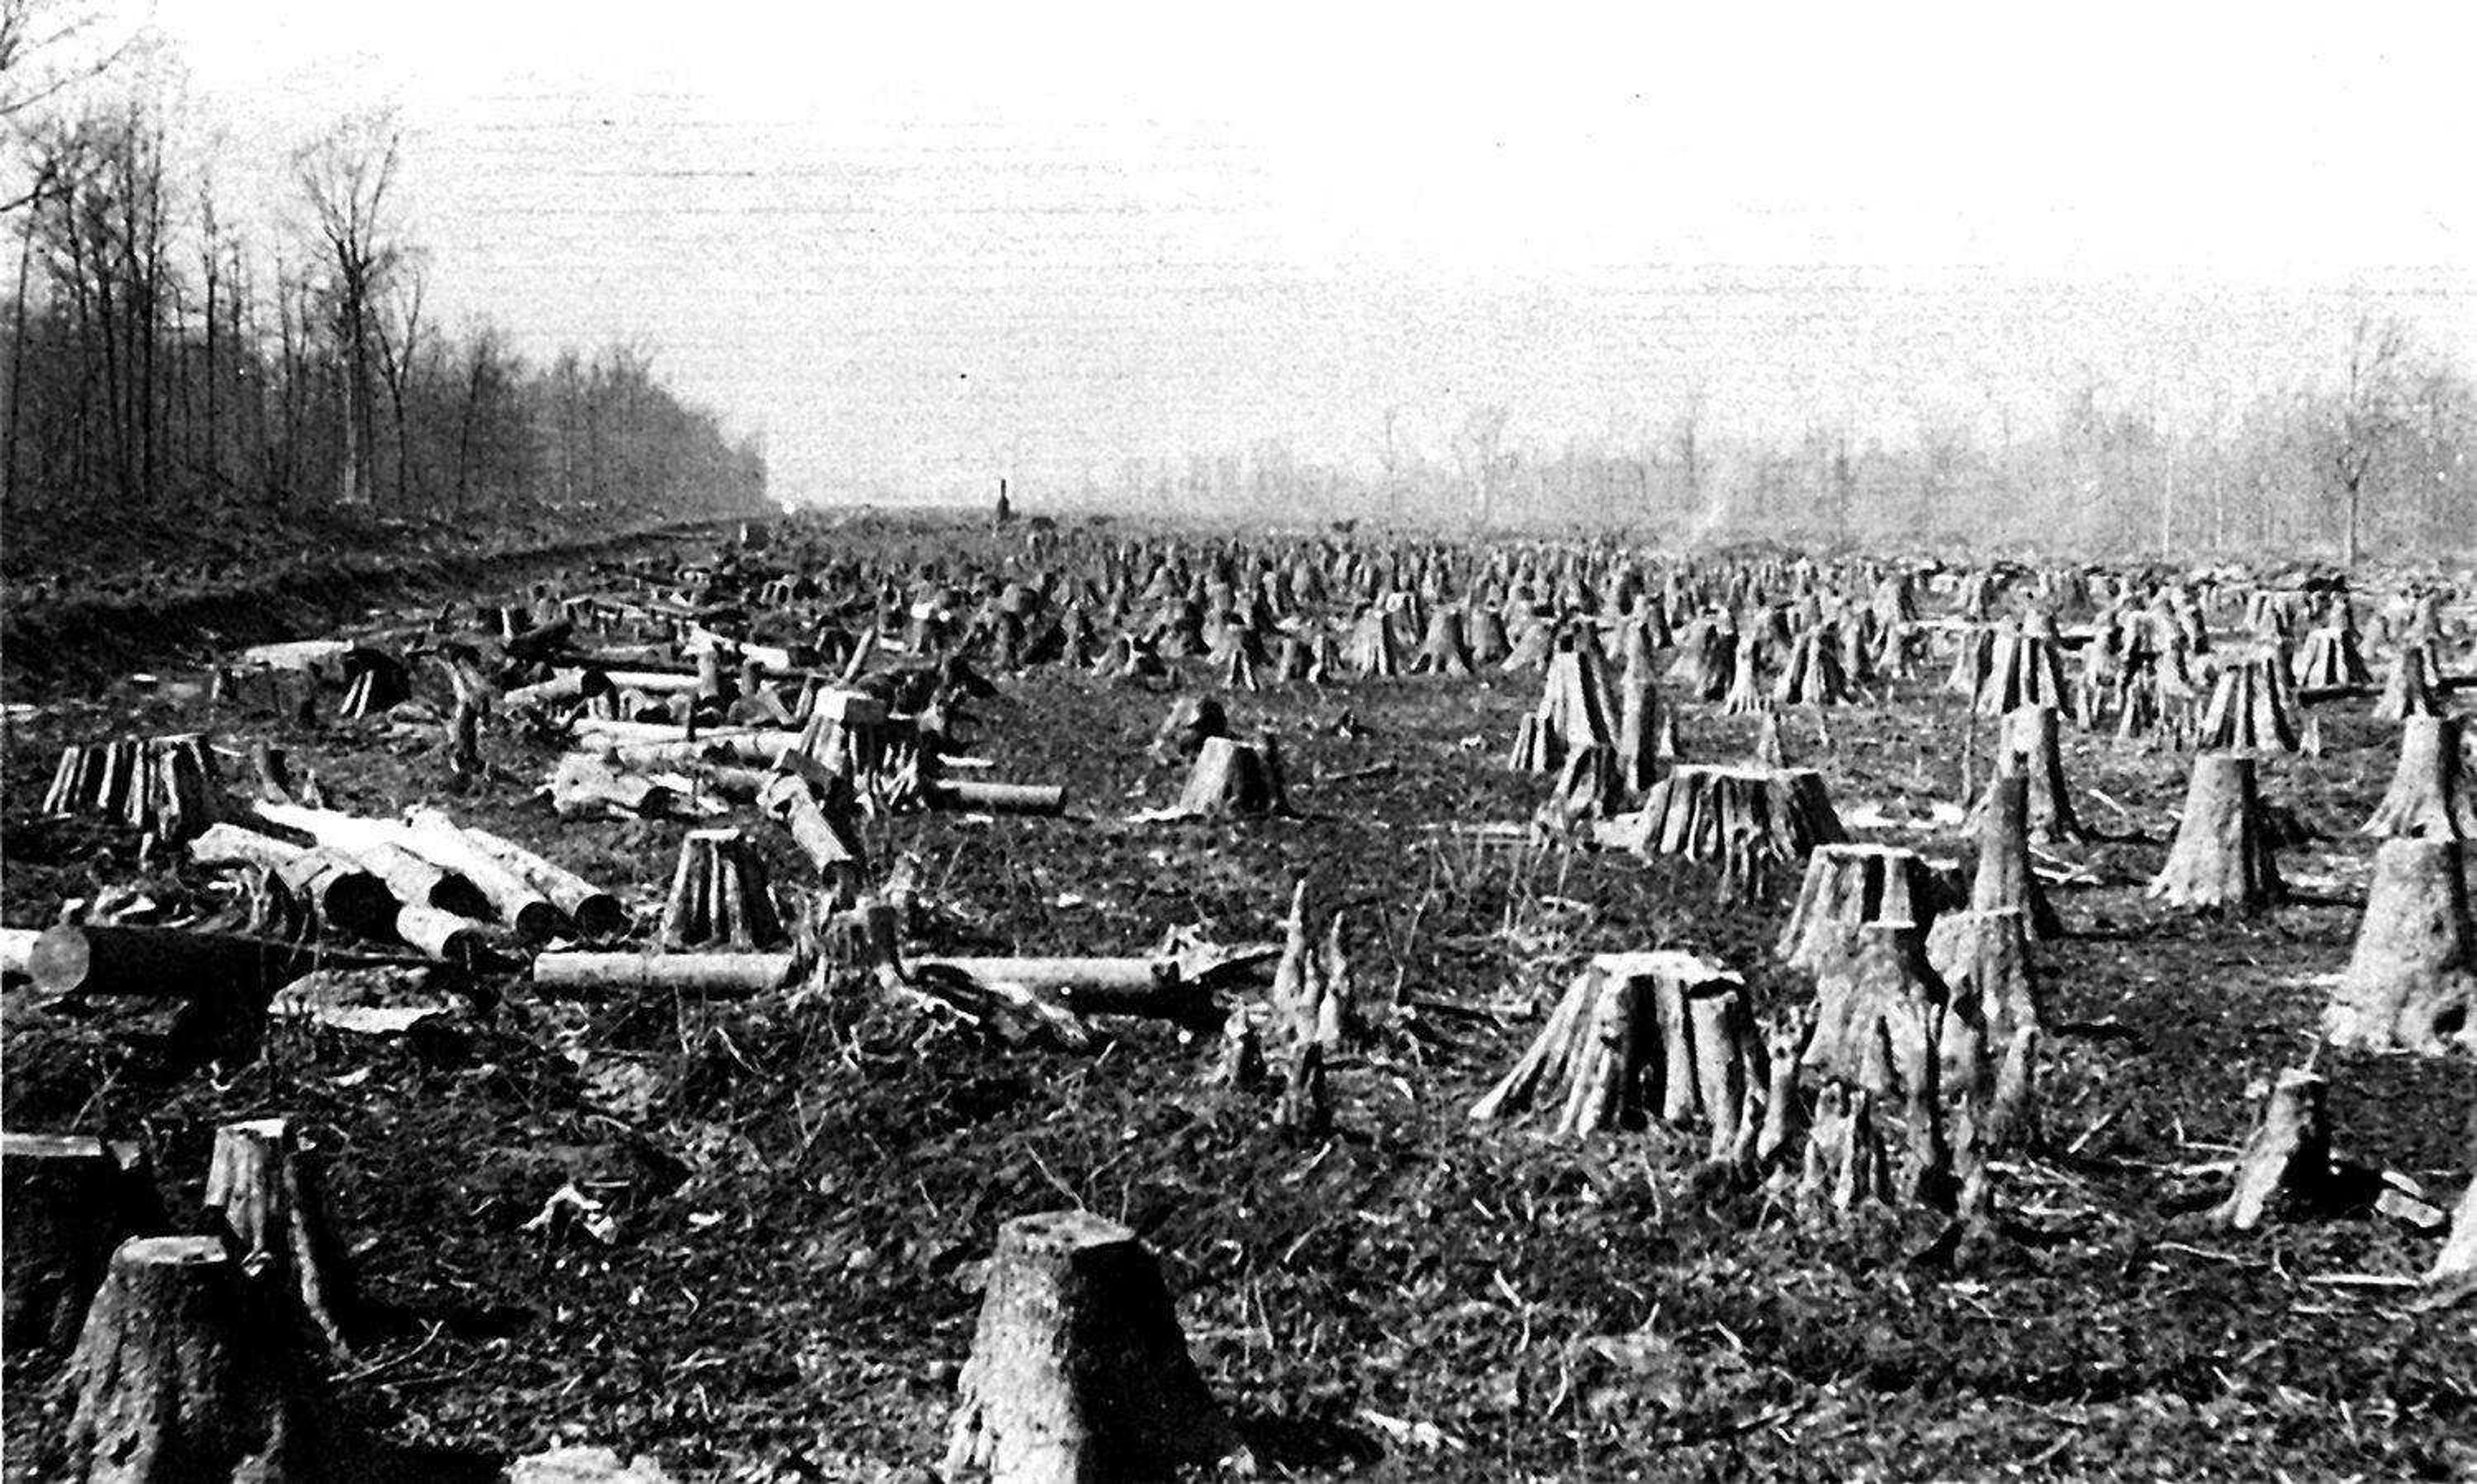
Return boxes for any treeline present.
[2,90,766,562]
[1066,317,2475,562]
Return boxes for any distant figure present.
[993,477,1016,527]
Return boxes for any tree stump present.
[942,1210,1234,1483]
[64,1236,330,1481]
[1612,667,1664,798]
[1978,614,2069,717]
[201,1118,357,1360]
[2197,657,2298,754]
[1775,844,1940,973]
[42,734,227,844]
[2373,643,2442,722]
[1169,735,1288,818]
[1627,764,1844,902]
[1275,1040,1331,1136]
[1469,951,1752,1154]
[657,828,786,951]
[1720,633,1768,716]
[1800,922,1945,1098]
[2208,1069,2335,1231]
[2362,715,2477,841]
[2320,837,2477,1054]
[1149,697,1229,764]
[1666,617,1733,701]
[1987,704,2088,844]
[1927,907,2041,1059]
[1771,628,1852,707]
[1971,774,2062,939]
[3,1134,148,1360]
[1410,606,1473,676]
[2148,752,2284,914]
[2296,622,2371,689]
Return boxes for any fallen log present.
[925,779,1067,816]
[528,947,1264,1009]
[401,806,567,942]
[26,924,355,998]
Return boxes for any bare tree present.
[293,110,401,508]
[1456,402,1511,531]
[2313,313,2416,569]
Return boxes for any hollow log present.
[401,806,566,942]
[942,1209,1234,1483]
[454,824,631,940]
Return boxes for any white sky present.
[81,2,2477,502]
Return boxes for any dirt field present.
[3,519,2472,1480]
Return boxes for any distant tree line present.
[1065,318,2474,563]
[2,64,766,552]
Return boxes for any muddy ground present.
[3,522,2472,1480]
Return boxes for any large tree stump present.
[1410,606,1473,676]
[1771,628,1852,707]
[201,1118,356,1360]
[1626,764,1844,902]
[1666,617,1733,701]
[1927,906,2041,1058]
[1971,774,2062,939]
[64,1236,331,1481]
[1149,697,1229,764]
[3,1134,149,1360]
[657,828,786,951]
[2320,837,2477,1054]
[2296,621,2371,689]
[942,1209,1235,1483]
[1977,614,2070,717]
[2148,752,2285,914]
[1468,951,1752,1154]
[1775,844,1940,973]
[2362,714,2477,841]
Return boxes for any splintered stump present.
[1776,844,1941,972]
[943,1210,1234,1484]
[1629,764,1844,901]
[3,1134,148,1358]
[1971,775,2062,939]
[201,1118,356,1360]
[1171,734,1288,818]
[1469,952,1753,1154]
[1508,650,1615,775]
[2209,1070,2335,1231]
[657,828,786,950]
[2374,644,2442,722]
[2148,752,2284,914]
[2320,837,2477,1054]
[2362,715,2477,841]
[65,1236,332,1482]
[41,734,226,843]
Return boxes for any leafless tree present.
[293,110,401,508]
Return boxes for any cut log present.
[942,1209,1234,1483]
[401,806,566,942]
[27,925,332,1000]
[2362,714,2477,841]
[454,824,632,940]
[532,951,799,999]
[65,1235,331,1481]
[201,1117,355,1360]
[2320,837,2477,1055]
[657,828,786,951]
[926,780,1068,816]
[3,1134,148,1358]
[2148,752,2285,915]
[269,851,397,939]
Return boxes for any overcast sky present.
[97,1,2477,503]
